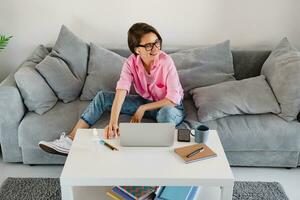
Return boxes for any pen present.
[100,140,119,151]
[186,147,204,158]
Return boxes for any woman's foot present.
[38,132,73,156]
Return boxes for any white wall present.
[1,0,299,81]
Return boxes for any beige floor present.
[1,152,299,200]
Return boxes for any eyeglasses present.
[138,39,161,51]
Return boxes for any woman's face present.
[136,32,161,65]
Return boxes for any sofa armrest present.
[0,73,25,162]
[0,73,25,125]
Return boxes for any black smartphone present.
[177,129,191,142]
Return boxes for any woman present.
[39,22,185,156]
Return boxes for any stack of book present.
[107,186,199,200]
[106,186,158,200]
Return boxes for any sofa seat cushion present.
[182,100,300,153]
[18,100,155,148]
[202,113,300,152]
[19,100,81,148]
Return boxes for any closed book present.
[106,191,124,200]
[112,187,134,200]
[174,143,217,163]
[117,186,158,200]
[186,186,199,200]
[154,186,164,196]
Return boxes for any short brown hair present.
[127,22,162,55]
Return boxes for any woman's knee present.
[93,91,113,110]
[156,106,182,124]
[95,91,114,103]
[95,90,104,98]
[93,91,104,104]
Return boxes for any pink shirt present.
[116,51,184,105]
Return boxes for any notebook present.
[174,143,217,163]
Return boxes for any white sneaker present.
[39,132,73,156]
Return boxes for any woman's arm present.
[110,89,127,123]
[105,58,134,138]
[104,89,127,138]
[141,98,175,111]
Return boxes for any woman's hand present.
[103,122,119,139]
[130,106,145,123]
[103,89,127,139]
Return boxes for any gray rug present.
[0,177,289,200]
[233,181,289,200]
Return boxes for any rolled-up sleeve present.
[165,61,184,105]
[116,61,133,94]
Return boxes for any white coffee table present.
[60,129,234,200]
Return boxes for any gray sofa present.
[1,46,300,167]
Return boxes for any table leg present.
[61,184,74,200]
[220,184,233,200]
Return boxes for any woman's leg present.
[155,103,186,127]
[67,91,115,139]
[68,119,89,140]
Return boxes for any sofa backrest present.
[46,47,271,81]
[231,50,271,80]
[110,49,271,81]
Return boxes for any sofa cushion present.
[36,25,88,103]
[25,44,50,64]
[14,45,58,115]
[190,75,281,122]
[51,25,88,82]
[80,43,126,100]
[261,37,300,121]
[170,40,235,98]
[36,55,83,103]
[197,114,300,152]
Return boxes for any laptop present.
[119,123,175,147]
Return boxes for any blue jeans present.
[80,91,185,127]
